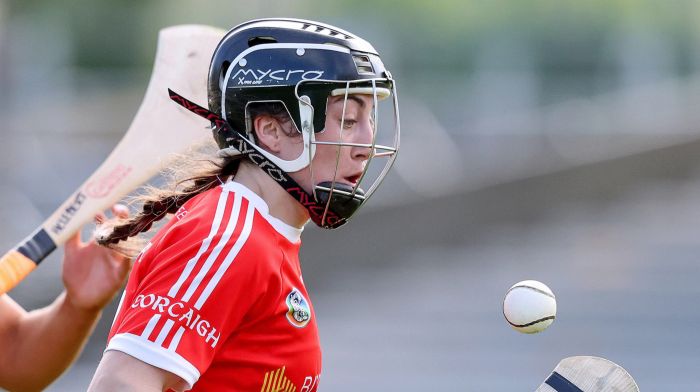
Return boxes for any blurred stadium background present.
[2,0,700,390]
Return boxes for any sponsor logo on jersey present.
[285,288,311,328]
[231,68,324,86]
[260,366,296,392]
[259,366,321,392]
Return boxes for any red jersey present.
[107,181,322,391]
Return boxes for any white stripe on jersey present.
[149,186,255,351]
[168,327,186,351]
[141,314,161,340]
[155,319,175,346]
[194,202,255,309]
[181,192,243,303]
[168,187,231,298]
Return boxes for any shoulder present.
[220,180,304,243]
[142,181,298,278]
[153,183,282,271]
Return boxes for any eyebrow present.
[331,95,366,108]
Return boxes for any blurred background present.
[2,0,700,390]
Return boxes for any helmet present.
[207,18,400,228]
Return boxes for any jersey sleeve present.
[107,190,273,389]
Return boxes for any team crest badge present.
[285,288,311,328]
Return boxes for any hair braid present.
[96,151,242,256]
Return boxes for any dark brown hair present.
[96,144,241,256]
[97,102,294,257]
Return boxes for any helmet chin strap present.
[169,89,353,229]
[314,182,365,220]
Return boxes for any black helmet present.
[203,18,400,228]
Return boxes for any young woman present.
[89,18,399,391]
[0,207,130,392]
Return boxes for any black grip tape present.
[17,229,56,264]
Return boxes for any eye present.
[341,119,357,129]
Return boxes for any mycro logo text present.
[232,69,324,85]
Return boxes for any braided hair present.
[96,147,241,256]
[96,102,294,256]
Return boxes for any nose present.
[350,118,374,161]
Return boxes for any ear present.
[253,115,283,153]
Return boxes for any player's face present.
[290,94,375,194]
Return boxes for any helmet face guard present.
[202,18,400,228]
[296,78,399,225]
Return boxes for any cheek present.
[310,144,336,172]
[310,128,353,175]
[318,120,344,142]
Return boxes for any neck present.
[234,160,310,228]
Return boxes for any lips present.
[345,173,362,186]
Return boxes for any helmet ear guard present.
[217,97,316,173]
